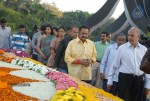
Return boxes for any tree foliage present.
[0,0,63,32]
[57,10,91,28]
[0,0,114,40]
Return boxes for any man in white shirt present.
[112,27,147,101]
[0,18,11,49]
[100,34,126,94]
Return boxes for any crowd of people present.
[0,18,150,101]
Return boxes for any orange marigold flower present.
[0,82,8,88]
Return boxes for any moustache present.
[82,36,87,38]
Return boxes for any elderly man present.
[112,27,148,101]
[65,25,96,83]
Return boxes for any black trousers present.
[102,79,118,96]
[82,80,91,84]
[32,54,38,61]
[110,81,118,96]
[118,72,145,101]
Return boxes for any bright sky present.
[41,0,124,19]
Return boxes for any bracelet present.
[76,59,80,64]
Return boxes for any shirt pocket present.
[84,47,93,58]
[72,45,84,58]
[4,33,9,39]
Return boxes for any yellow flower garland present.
[50,87,86,101]
[78,84,124,101]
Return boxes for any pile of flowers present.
[47,71,77,90]
[78,84,123,101]
[0,49,13,63]
[11,58,50,75]
[0,50,125,101]
[0,67,39,100]
[51,87,86,101]
[0,48,30,57]
[10,58,123,101]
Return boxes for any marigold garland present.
[0,82,8,88]
[50,87,86,101]
[0,67,42,100]
[0,71,8,76]
[0,67,19,72]
[78,84,124,101]
[0,49,5,54]
[0,55,124,101]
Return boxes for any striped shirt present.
[12,32,28,51]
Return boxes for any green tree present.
[57,10,91,28]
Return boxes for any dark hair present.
[18,25,25,29]
[32,25,39,31]
[67,27,71,31]
[52,26,58,32]
[79,25,90,32]
[40,25,46,31]
[0,18,7,23]
[58,26,66,31]
[45,24,52,30]
[115,33,126,40]
[45,24,53,35]
[101,31,110,37]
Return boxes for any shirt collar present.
[76,37,88,43]
[16,32,26,36]
[100,41,109,45]
[114,43,119,49]
[127,42,140,48]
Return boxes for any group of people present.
[0,18,150,101]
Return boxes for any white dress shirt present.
[107,64,119,85]
[113,42,147,75]
[100,43,118,79]
[110,42,150,88]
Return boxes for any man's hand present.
[100,73,104,80]
[107,84,112,91]
[80,59,91,67]
[145,88,150,95]
[41,54,47,59]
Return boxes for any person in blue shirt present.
[12,25,28,51]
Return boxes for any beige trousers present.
[91,62,101,88]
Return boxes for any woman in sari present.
[38,24,54,65]
[47,27,65,67]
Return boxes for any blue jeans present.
[58,68,67,74]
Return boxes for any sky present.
[41,0,124,19]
